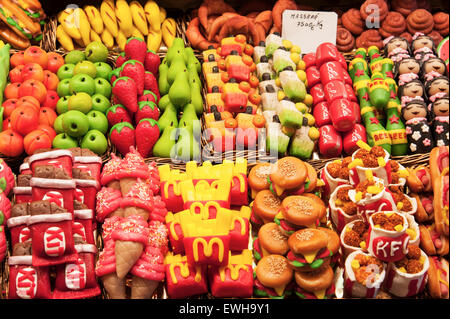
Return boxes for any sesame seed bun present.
[288,228,329,255]
[317,227,341,255]
[270,157,307,191]
[253,190,282,223]
[248,163,273,193]
[281,195,321,227]
[258,222,289,255]
[255,254,293,289]
[294,265,334,293]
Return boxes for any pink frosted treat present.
[121,180,154,221]
[96,187,124,223]
[100,153,123,189]
[95,239,126,299]
[147,220,169,256]
[150,195,168,223]
[112,215,149,279]
[0,158,15,196]
[146,161,160,195]
[116,147,151,196]
[101,216,123,243]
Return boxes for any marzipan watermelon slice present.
[437,37,449,63]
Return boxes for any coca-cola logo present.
[320,126,334,143]
[65,260,86,290]
[44,226,66,257]
[325,63,340,80]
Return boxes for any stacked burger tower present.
[95,146,169,299]
[202,35,265,152]
[161,159,254,298]
[305,42,366,158]
[249,156,340,299]
[7,147,102,299]
[349,46,408,156]
[324,140,436,298]
[254,32,319,160]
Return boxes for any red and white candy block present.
[13,186,33,204]
[320,162,351,200]
[19,162,32,175]
[27,212,78,267]
[384,249,429,297]
[329,185,361,234]
[74,179,100,211]
[29,150,74,178]
[367,212,410,263]
[8,255,52,299]
[31,178,76,214]
[7,215,31,247]
[73,155,102,182]
[73,209,95,245]
[344,251,386,298]
[53,244,101,299]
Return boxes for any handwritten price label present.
[282,10,338,54]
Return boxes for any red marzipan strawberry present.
[144,71,160,102]
[135,101,160,123]
[109,68,121,83]
[112,77,138,113]
[109,122,135,156]
[138,90,157,104]
[125,37,147,64]
[144,50,160,76]
[116,52,129,69]
[120,60,145,95]
[135,118,160,158]
[107,104,132,127]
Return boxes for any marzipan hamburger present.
[294,265,335,299]
[248,163,273,198]
[274,195,322,236]
[254,254,294,299]
[268,157,308,196]
[287,228,337,272]
[253,223,289,261]
[252,190,282,224]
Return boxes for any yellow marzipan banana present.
[75,8,91,47]
[100,0,118,37]
[59,9,82,40]
[116,29,127,51]
[115,0,133,38]
[147,28,162,52]
[73,36,86,48]
[84,5,104,34]
[161,18,176,48]
[159,7,166,23]
[144,0,160,32]
[56,25,74,51]
[90,29,102,43]
[130,1,148,36]
[101,28,115,49]
[131,26,145,41]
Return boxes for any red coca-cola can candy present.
[319,125,343,158]
[303,53,316,70]
[313,101,332,127]
[352,102,361,123]
[310,84,326,106]
[343,123,367,155]
[345,83,358,102]
[319,61,344,84]
[316,42,340,67]
[343,71,353,86]
[329,98,357,132]
[306,66,321,88]
[324,80,349,103]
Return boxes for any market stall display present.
[0,0,448,301]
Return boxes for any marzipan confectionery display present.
[0,0,448,301]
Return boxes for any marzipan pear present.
[169,71,191,109]
[158,62,170,96]
[152,123,177,158]
[157,102,178,132]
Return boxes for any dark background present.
[42,0,450,17]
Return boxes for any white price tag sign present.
[282,10,338,54]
